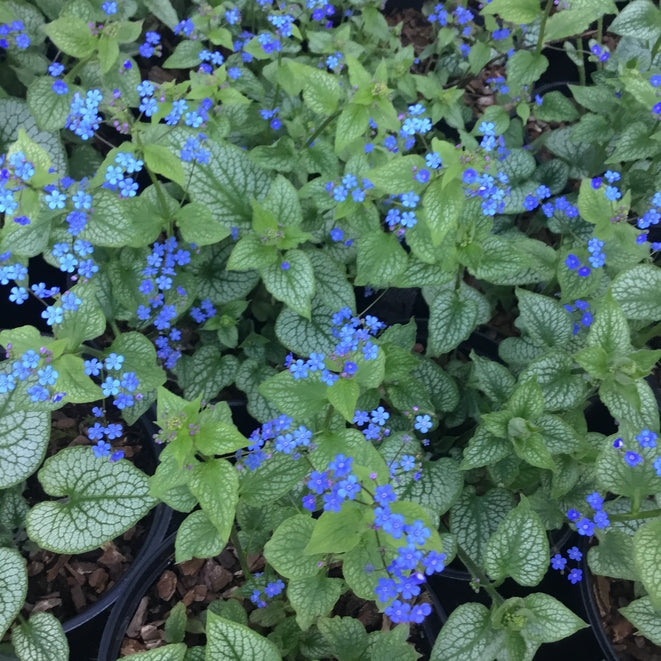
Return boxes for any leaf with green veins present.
[287,575,343,631]
[274,303,337,356]
[514,288,573,349]
[42,16,96,57]
[175,510,225,563]
[484,497,548,586]
[206,611,281,661]
[427,288,479,356]
[188,459,238,544]
[430,602,505,661]
[261,249,315,319]
[536,414,582,454]
[264,515,324,579]
[450,488,515,566]
[620,597,661,645]
[335,104,370,152]
[175,203,230,246]
[611,264,661,321]
[587,297,631,358]
[306,250,355,314]
[115,644,187,660]
[355,231,408,288]
[460,426,511,469]
[27,76,73,131]
[507,379,545,420]
[506,51,548,89]
[317,617,369,661]
[305,501,369,555]
[0,547,27,639]
[26,447,156,553]
[423,178,464,246]
[263,174,302,227]
[258,369,328,421]
[520,351,586,411]
[0,409,49,489]
[50,354,103,403]
[368,623,419,661]
[12,612,69,661]
[600,378,660,434]
[326,377,359,423]
[511,428,555,471]
[240,452,309,506]
[588,529,637,580]
[634,519,661,610]
[470,352,516,405]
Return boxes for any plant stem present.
[535,0,555,55]
[609,507,661,522]
[455,545,505,605]
[304,109,342,148]
[577,37,586,87]
[230,524,252,579]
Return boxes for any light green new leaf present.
[114,644,186,660]
[274,302,337,356]
[142,0,178,28]
[175,510,225,563]
[620,597,661,645]
[577,177,613,227]
[0,409,49,489]
[261,249,315,319]
[506,51,548,89]
[522,593,587,642]
[610,0,661,42]
[12,612,69,661]
[611,265,661,321]
[42,16,95,57]
[327,377,359,423]
[188,459,238,546]
[288,575,343,631]
[206,611,281,661]
[484,498,548,586]
[27,76,72,131]
[430,602,504,661]
[586,297,631,358]
[480,0,542,23]
[0,547,27,639]
[144,143,186,188]
[423,178,463,246]
[264,515,324,579]
[634,519,661,610]
[26,447,156,553]
[355,231,408,288]
[335,104,370,152]
[317,617,369,661]
[305,501,368,555]
[175,203,231,246]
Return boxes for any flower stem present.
[535,0,555,55]
[304,109,342,148]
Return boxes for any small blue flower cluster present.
[477,121,508,159]
[180,133,210,164]
[0,345,65,403]
[564,253,591,278]
[306,0,335,23]
[635,192,661,251]
[0,151,35,220]
[385,190,420,234]
[586,237,606,268]
[83,352,141,411]
[103,152,143,198]
[66,89,103,140]
[550,545,583,584]
[325,51,343,71]
[401,104,432,138]
[249,576,285,609]
[0,21,30,50]
[567,491,610,539]
[591,171,622,201]
[590,43,610,63]
[523,185,552,212]
[540,194,579,220]
[174,18,195,37]
[353,407,391,442]
[563,299,593,335]
[461,167,510,216]
[327,173,374,203]
[257,31,282,55]
[329,227,353,246]
[239,414,311,470]
[259,107,281,130]
[612,429,661,475]
[48,62,68,95]
[138,31,161,58]
[88,405,125,462]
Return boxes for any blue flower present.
[414,414,432,433]
[568,568,583,584]
[624,451,643,467]
[551,554,567,570]
[576,517,595,536]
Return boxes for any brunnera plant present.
[0,0,661,658]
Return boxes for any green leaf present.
[274,304,336,356]
[515,288,573,349]
[0,547,27,639]
[185,139,271,231]
[620,597,661,646]
[143,143,186,188]
[317,617,369,661]
[288,575,343,631]
[586,298,630,358]
[427,288,479,356]
[12,612,69,661]
[179,346,238,403]
[306,250,355,314]
[588,529,637,580]
[460,426,511,469]
[522,592,586,642]
[142,0,178,28]
[302,69,340,115]
[163,39,202,68]
[335,104,370,152]
[610,0,661,42]
[120,644,186,660]
[520,351,585,411]
[634,519,661,610]
[175,203,231,247]
[611,265,661,322]
[175,510,225,563]
[368,623,419,661]
[0,409,49,489]
[206,611,281,661]
[423,178,463,246]
[355,231,408,288]
[470,352,516,405]
[305,501,368,555]
[26,76,72,131]
[607,121,659,162]
[484,498,548,586]
[430,602,504,661]
[258,369,327,422]
[188,459,238,545]
[264,515,324,579]
[506,51,549,90]
[81,189,149,247]
[261,249,315,319]
[327,377,359,423]
[480,0,542,23]
[42,16,95,57]
[450,488,515,566]
[26,447,156,553]
[227,234,278,271]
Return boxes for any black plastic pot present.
[60,412,172,650]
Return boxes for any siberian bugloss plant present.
[1,0,661,658]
